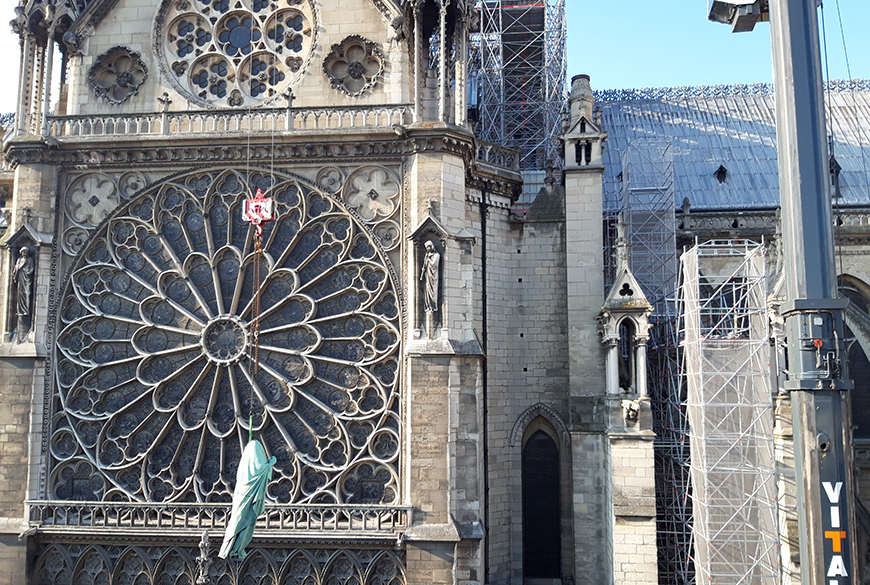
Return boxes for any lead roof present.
[596,81,870,212]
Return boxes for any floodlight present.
[708,0,765,32]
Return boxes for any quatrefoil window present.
[54,169,402,504]
[88,47,148,104]
[157,0,316,107]
[323,36,385,96]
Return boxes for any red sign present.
[242,188,274,232]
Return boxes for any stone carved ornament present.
[53,169,402,505]
[593,78,870,104]
[33,543,406,585]
[63,172,150,256]
[88,47,148,104]
[340,166,401,254]
[322,35,386,97]
[156,0,317,107]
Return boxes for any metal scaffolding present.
[618,139,695,584]
[681,240,779,585]
[623,141,676,313]
[472,0,566,207]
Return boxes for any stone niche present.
[2,222,51,354]
[410,214,447,340]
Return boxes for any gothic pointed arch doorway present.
[521,419,562,584]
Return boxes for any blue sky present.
[0,1,866,113]
[567,0,870,90]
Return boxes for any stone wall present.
[469,202,571,584]
[0,536,27,585]
[0,356,40,583]
[610,437,658,584]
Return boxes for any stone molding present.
[5,126,521,199]
[0,342,46,358]
[405,337,483,356]
[509,402,571,448]
[367,0,402,20]
[676,208,870,244]
[8,125,471,166]
[854,440,870,464]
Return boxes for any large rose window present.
[157,0,315,107]
[53,170,402,505]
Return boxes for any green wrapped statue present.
[218,440,276,560]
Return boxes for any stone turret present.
[561,74,657,585]
[569,74,594,124]
[564,74,607,167]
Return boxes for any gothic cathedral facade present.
[0,1,658,584]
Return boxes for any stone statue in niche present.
[420,240,441,338]
[12,246,34,342]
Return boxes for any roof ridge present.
[593,78,870,104]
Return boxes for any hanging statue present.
[421,240,440,313]
[218,440,276,560]
[220,189,277,560]
[12,247,34,342]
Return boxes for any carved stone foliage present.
[33,544,406,585]
[8,133,472,171]
[156,0,316,107]
[322,36,385,96]
[88,47,148,104]
[53,169,402,504]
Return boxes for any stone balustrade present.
[26,500,409,537]
[44,105,414,138]
[476,141,520,171]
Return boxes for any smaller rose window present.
[88,47,148,104]
[158,0,316,107]
[323,36,385,97]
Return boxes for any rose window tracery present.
[157,0,315,107]
[88,47,148,104]
[323,36,385,96]
[53,169,402,504]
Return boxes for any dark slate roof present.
[526,182,565,221]
[596,80,870,211]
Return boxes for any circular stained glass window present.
[54,169,402,504]
[157,0,315,107]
